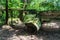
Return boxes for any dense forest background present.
[0,0,60,26]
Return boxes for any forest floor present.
[0,25,60,40]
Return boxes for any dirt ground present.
[0,25,60,40]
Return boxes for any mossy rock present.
[8,18,26,29]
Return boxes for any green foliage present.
[23,14,36,23]
[26,0,60,11]
[8,10,19,18]
[8,0,24,9]
[0,0,6,9]
[0,11,6,25]
[0,0,60,11]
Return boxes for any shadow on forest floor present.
[0,26,60,40]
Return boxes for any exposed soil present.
[0,25,60,40]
